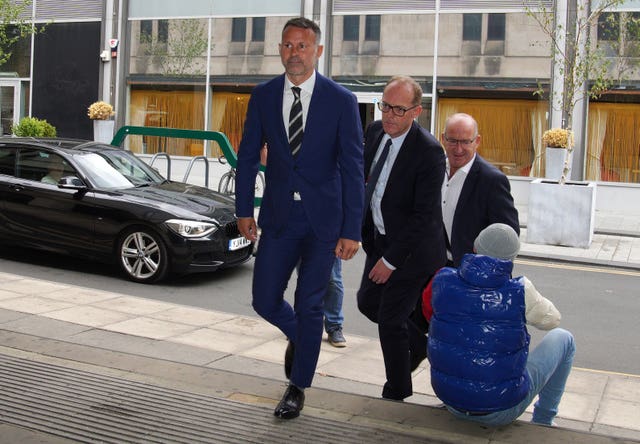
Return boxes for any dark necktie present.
[289,86,303,156]
[364,138,392,209]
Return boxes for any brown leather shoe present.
[274,384,305,419]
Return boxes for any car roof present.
[0,137,123,155]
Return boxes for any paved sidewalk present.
[0,268,639,443]
[1,195,639,442]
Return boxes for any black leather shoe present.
[284,341,295,379]
[274,384,305,419]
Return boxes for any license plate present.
[228,236,251,251]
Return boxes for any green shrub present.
[11,117,57,137]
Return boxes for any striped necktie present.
[364,138,392,209]
[289,86,303,156]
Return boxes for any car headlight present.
[165,219,218,238]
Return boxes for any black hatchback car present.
[0,137,253,283]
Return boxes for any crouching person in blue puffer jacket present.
[426,223,575,427]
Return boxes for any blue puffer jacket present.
[428,254,530,413]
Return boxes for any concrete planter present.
[526,179,597,248]
[93,120,115,144]
[545,146,571,180]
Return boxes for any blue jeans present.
[323,258,344,333]
[448,328,576,427]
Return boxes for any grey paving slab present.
[69,328,229,366]
[0,314,91,340]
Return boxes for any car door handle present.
[9,184,25,192]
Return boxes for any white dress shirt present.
[441,154,476,260]
[283,71,315,138]
[370,130,409,269]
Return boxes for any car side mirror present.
[58,176,87,190]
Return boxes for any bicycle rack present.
[149,152,171,180]
[183,155,210,188]
[111,126,263,206]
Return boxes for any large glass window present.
[598,12,619,41]
[343,15,359,41]
[252,17,265,42]
[140,20,152,43]
[487,13,505,40]
[463,14,482,41]
[232,18,247,42]
[158,20,169,43]
[365,15,381,41]
[626,12,640,40]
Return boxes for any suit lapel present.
[269,75,288,150]
[299,73,328,158]
[365,129,386,177]
[386,122,418,187]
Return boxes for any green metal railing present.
[111,126,262,206]
[111,126,238,166]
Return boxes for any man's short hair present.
[386,76,423,106]
[283,17,322,44]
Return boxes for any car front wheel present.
[117,227,169,283]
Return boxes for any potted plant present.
[524,1,628,248]
[542,128,574,180]
[11,117,57,137]
[88,101,115,143]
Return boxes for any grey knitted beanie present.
[473,223,520,261]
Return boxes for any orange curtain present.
[587,102,640,183]
[129,90,205,155]
[437,98,545,177]
[211,92,250,153]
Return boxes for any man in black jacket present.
[357,76,446,401]
[440,112,520,267]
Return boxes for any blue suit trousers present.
[251,201,336,388]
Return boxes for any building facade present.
[2,0,640,183]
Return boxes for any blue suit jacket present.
[235,73,364,242]
[449,155,520,266]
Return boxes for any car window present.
[16,149,74,184]
[0,146,17,176]
[40,153,74,185]
[74,150,164,189]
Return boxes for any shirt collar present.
[285,70,316,96]
[385,125,411,149]
[446,153,476,176]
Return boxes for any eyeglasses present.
[377,101,419,117]
[443,135,477,146]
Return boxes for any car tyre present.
[117,227,169,283]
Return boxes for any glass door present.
[0,79,23,135]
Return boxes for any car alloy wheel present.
[118,227,169,283]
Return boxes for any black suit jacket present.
[449,155,520,266]
[362,121,446,280]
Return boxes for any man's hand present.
[335,238,359,260]
[368,259,393,285]
[238,217,258,242]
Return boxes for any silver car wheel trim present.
[121,232,160,279]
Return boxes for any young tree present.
[140,19,208,76]
[527,0,629,183]
[0,0,36,68]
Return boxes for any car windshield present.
[74,150,166,189]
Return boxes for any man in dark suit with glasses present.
[357,75,446,401]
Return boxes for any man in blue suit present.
[235,17,364,420]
